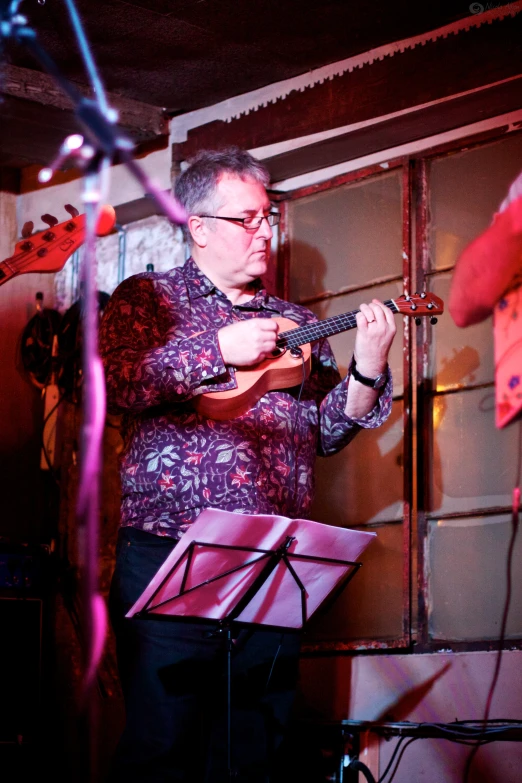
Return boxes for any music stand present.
[127,509,376,780]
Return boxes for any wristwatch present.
[351,360,387,389]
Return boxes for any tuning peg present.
[64,204,79,218]
[41,213,58,228]
[21,221,34,238]
[430,317,438,325]
[415,317,422,326]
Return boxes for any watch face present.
[374,373,386,389]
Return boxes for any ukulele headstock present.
[394,292,444,325]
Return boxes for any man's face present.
[197,173,273,290]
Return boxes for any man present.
[99,147,396,782]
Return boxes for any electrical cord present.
[264,634,283,693]
[40,388,68,484]
[348,758,377,783]
[376,735,409,782]
[462,420,522,783]
[381,737,418,783]
[290,350,307,504]
[346,720,522,783]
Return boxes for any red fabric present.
[448,196,522,328]
[449,196,522,428]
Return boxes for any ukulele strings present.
[275,300,397,350]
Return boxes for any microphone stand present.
[1,2,187,780]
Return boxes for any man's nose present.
[257,216,273,240]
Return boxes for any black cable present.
[264,634,283,693]
[348,758,377,783]
[40,388,68,484]
[462,420,522,783]
[290,352,307,504]
[381,736,418,783]
[377,735,408,782]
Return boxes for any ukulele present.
[193,292,444,420]
[0,203,116,287]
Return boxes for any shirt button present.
[213,366,219,373]
[202,370,207,377]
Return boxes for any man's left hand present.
[353,298,397,376]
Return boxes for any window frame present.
[271,125,522,655]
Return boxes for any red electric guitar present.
[193,292,444,420]
[0,203,116,287]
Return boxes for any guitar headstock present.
[394,292,444,324]
[3,204,116,282]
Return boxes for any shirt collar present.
[181,257,217,300]
[181,257,278,313]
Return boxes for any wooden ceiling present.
[0,0,491,184]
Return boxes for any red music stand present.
[127,508,376,779]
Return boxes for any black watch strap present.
[351,360,387,389]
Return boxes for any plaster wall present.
[17,146,171,233]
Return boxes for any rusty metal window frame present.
[272,123,522,655]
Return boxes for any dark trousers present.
[107,527,302,782]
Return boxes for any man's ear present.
[188,215,208,248]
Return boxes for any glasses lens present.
[242,213,280,229]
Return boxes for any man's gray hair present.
[174,146,270,244]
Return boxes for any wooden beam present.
[0,167,21,194]
[174,14,522,161]
[1,64,168,138]
[263,77,522,183]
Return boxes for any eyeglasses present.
[197,212,280,230]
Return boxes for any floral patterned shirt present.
[99,257,393,539]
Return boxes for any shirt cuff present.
[339,359,393,428]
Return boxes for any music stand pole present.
[199,534,297,780]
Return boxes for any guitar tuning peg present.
[430,317,438,325]
[415,317,422,326]
[64,204,79,218]
[41,213,58,228]
[21,221,34,238]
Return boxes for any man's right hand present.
[218,318,279,367]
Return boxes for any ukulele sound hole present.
[270,347,285,358]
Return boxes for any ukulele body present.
[192,317,312,420]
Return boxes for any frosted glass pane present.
[430,273,494,390]
[306,283,406,395]
[429,515,522,640]
[288,170,402,302]
[430,133,522,271]
[429,388,519,515]
[304,522,404,643]
[311,400,404,527]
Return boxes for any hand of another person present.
[353,298,397,376]
[218,318,279,367]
